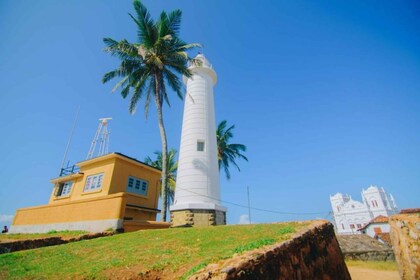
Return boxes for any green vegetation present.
[233,238,276,254]
[145,148,178,215]
[0,222,304,279]
[102,0,200,222]
[0,230,88,241]
[345,260,398,271]
[217,120,248,180]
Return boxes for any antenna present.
[59,106,80,175]
[87,117,112,160]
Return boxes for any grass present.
[345,260,398,271]
[0,222,305,279]
[0,230,88,242]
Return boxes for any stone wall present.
[389,212,420,279]
[0,232,114,254]
[171,209,226,227]
[190,221,350,280]
[336,234,395,261]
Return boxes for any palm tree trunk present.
[155,75,168,222]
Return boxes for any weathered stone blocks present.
[389,212,420,279]
[189,220,351,279]
[171,209,226,227]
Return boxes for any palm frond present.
[217,120,248,179]
[111,76,129,93]
[163,68,183,100]
[131,0,155,47]
[166,9,182,36]
[103,38,138,60]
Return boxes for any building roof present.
[77,152,161,172]
[358,215,389,231]
[400,208,420,214]
[375,233,392,246]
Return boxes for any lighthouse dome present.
[195,53,211,68]
[184,53,217,85]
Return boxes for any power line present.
[175,186,328,216]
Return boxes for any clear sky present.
[0,1,419,227]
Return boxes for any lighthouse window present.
[197,140,205,151]
[126,176,148,196]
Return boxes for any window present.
[126,176,148,196]
[357,224,362,229]
[350,224,355,229]
[84,173,104,192]
[197,140,205,151]
[341,224,345,230]
[56,181,73,197]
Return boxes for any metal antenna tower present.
[87,117,112,160]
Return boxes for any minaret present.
[170,54,227,226]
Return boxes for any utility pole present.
[247,186,252,224]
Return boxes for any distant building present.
[358,215,391,245]
[10,153,170,233]
[330,186,398,234]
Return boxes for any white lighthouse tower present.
[170,54,227,226]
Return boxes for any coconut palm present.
[102,0,200,221]
[217,120,248,180]
[145,149,178,216]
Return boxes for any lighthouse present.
[170,54,227,226]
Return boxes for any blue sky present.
[0,1,419,227]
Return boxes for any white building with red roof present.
[330,186,398,234]
[358,215,390,238]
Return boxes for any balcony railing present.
[59,165,80,177]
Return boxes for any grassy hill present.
[0,222,307,279]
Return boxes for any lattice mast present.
[87,118,112,160]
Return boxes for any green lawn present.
[0,222,306,279]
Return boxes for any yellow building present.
[10,153,170,233]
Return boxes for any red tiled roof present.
[375,232,392,246]
[371,215,389,223]
[358,215,389,231]
[400,208,420,214]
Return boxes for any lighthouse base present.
[170,209,226,227]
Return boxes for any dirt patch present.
[348,267,400,280]
[103,258,203,279]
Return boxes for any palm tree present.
[217,120,248,180]
[145,149,178,216]
[102,0,200,221]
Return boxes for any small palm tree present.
[217,120,248,180]
[102,0,200,221]
[145,149,178,216]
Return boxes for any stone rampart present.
[336,234,395,261]
[389,212,420,279]
[190,220,350,280]
[0,232,114,254]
